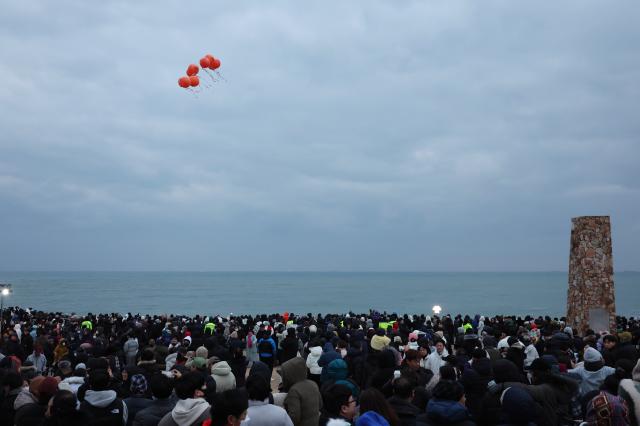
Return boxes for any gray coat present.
[281,357,322,426]
[247,400,294,426]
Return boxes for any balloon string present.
[204,69,218,83]
[215,71,227,82]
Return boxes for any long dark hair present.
[358,388,400,426]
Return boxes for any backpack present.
[80,398,125,426]
[586,391,630,426]
[258,338,274,357]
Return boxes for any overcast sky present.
[1,1,638,271]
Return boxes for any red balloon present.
[211,58,221,70]
[199,57,211,68]
[178,76,190,88]
[186,64,199,76]
[189,75,200,87]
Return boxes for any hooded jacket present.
[58,376,86,394]
[158,398,210,426]
[132,397,177,426]
[14,388,38,411]
[247,399,294,426]
[424,347,449,376]
[619,378,640,426]
[211,361,236,393]
[424,399,475,425]
[281,357,322,426]
[81,389,129,426]
[319,343,342,382]
[306,346,323,375]
[568,363,616,397]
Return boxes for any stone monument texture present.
[566,216,615,334]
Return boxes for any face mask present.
[340,349,347,358]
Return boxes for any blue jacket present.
[426,399,474,425]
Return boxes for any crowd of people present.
[1,306,640,426]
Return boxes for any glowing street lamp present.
[0,283,12,334]
[432,305,442,315]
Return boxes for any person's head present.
[34,343,43,355]
[393,377,414,401]
[359,388,400,425]
[2,370,22,391]
[432,380,465,405]
[603,335,618,350]
[149,374,173,399]
[46,390,78,420]
[58,360,72,376]
[245,374,270,402]
[403,349,420,371]
[140,348,155,362]
[323,384,357,420]
[88,369,110,391]
[439,365,457,381]
[435,341,445,354]
[36,376,60,404]
[130,374,148,396]
[210,389,248,426]
[174,372,206,399]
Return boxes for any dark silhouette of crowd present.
[1,306,640,426]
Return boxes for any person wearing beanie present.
[125,374,153,425]
[14,376,45,413]
[13,376,60,425]
[568,347,616,397]
[619,359,640,426]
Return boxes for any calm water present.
[0,271,638,317]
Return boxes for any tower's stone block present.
[566,216,615,334]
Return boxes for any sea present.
[0,271,638,318]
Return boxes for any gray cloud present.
[1,1,639,271]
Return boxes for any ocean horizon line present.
[0,269,581,274]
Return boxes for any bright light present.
[1,288,9,296]
[432,305,442,315]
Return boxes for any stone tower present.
[566,216,615,334]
